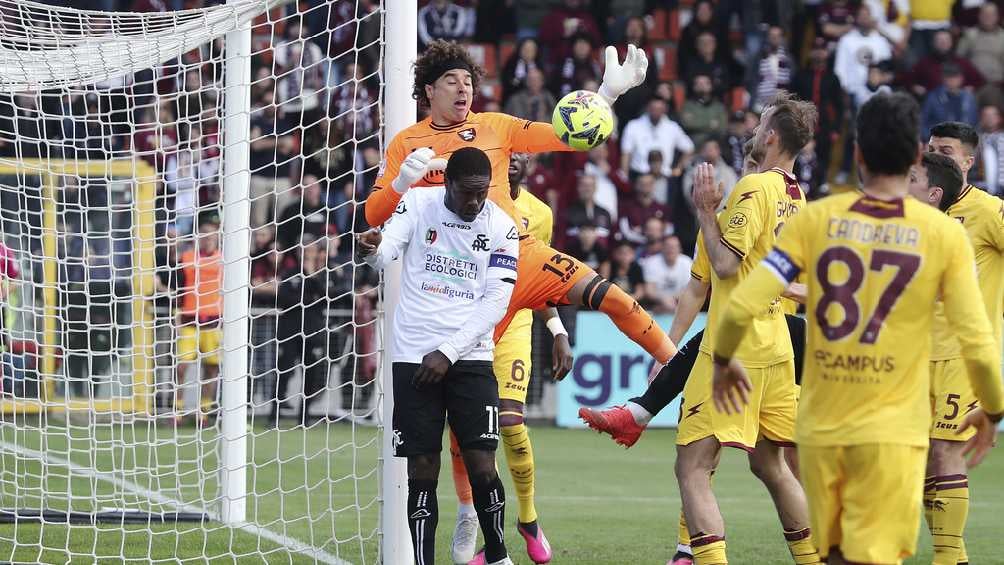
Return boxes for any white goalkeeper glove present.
[597,44,649,105]
[391,147,447,194]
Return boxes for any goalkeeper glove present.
[597,44,649,105]
[391,147,442,194]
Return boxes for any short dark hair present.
[763,91,818,157]
[856,92,919,176]
[412,40,484,108]
[921,152,964,211]
[929,121,980,153]
[446,147,491,182]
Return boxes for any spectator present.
[647,150,671,205]
[638,216,667,259]
[682,32,733,99]
[564,221,610,277]
[618,173,671,245]
[330,61,379,139]
[608,240,648,303]
[834,5,893,183]
[908,0,953,63]
[513,0,560,41]
[680,74,729,148]
[863,0,910,49]
[956,3,1004,107]
[683,138,738,214]
[504,67,557,122]
[272,237,339,426]
[620,97,694,178]
[276,175,337,253]
[176,217,223,420]
[834,5,893,97]
[60,235,114,398]
[909,30,984,97]
[563,174,614,247]
[582,144,628,221]
[795,138,825,198]
[678,1,724,73]
[724,111,749,176]
[640,235,692,314]
[163,133,208,237]
[274,21,326,127]
[794,38,844,185]
[250,225,282,307]
[248,91,296,229]
[418,0,472,50]
[537,0,602,65]
[921,63,980,140]
[816,0,856,47]
[551,33,602,97]
[500,38,546,102]
[747,25,795,112]
[850,61,894,109]
[133,102,177,171]
[978,104,1004,195]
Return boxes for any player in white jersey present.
[357,147,518,565]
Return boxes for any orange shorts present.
[493,235,593,342]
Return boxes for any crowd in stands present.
[4,0,1004,405]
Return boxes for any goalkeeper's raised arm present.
[364,40,648,228]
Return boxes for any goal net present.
[0,1,389,562]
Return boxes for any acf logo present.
[728,212,747,228]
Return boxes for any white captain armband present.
[764,248,800,284]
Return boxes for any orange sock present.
[449,431,473,505]
[585,277,677,363]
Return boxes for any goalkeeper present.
[364,39,669,564]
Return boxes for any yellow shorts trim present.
[177,324,221,365]
[493,310,533,403]
[929,359,978,441]
[677,353,797,451]
[799,443,927,564]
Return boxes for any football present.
[551,90,615,151]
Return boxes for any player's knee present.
[748,444,785,483]
[498,399,525,428]
[461,449,498,487]
[408,453,441,481]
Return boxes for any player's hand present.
[711,357,752,415]
[413,350,452,389]
[391,147,437,193]
[782,282,808,304]
[693,162,724,216]
[551,334,574,381]
[597,44,649,104]
[958,408,999,468]
[355,229,381,260]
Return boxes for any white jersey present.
[366,187,519,364]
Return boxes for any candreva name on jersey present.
[827,218,920,248]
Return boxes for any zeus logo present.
[737,191,756,203]
[966,400,979,414]
[686,402,703,418]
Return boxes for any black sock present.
[407,479,438,565]
[471,474,507,563]
[631,330,704,415]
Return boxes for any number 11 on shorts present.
[485,405,499,436]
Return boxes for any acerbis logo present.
[442,221,471,230]
[457,128,476,141]
[410,509,432,519]
[506,226,519,240]
[394,201,407,215]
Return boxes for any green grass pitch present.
[0,423,1000,563]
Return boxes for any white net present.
[0,1,383,562]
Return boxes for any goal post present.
[0,0,398,562]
